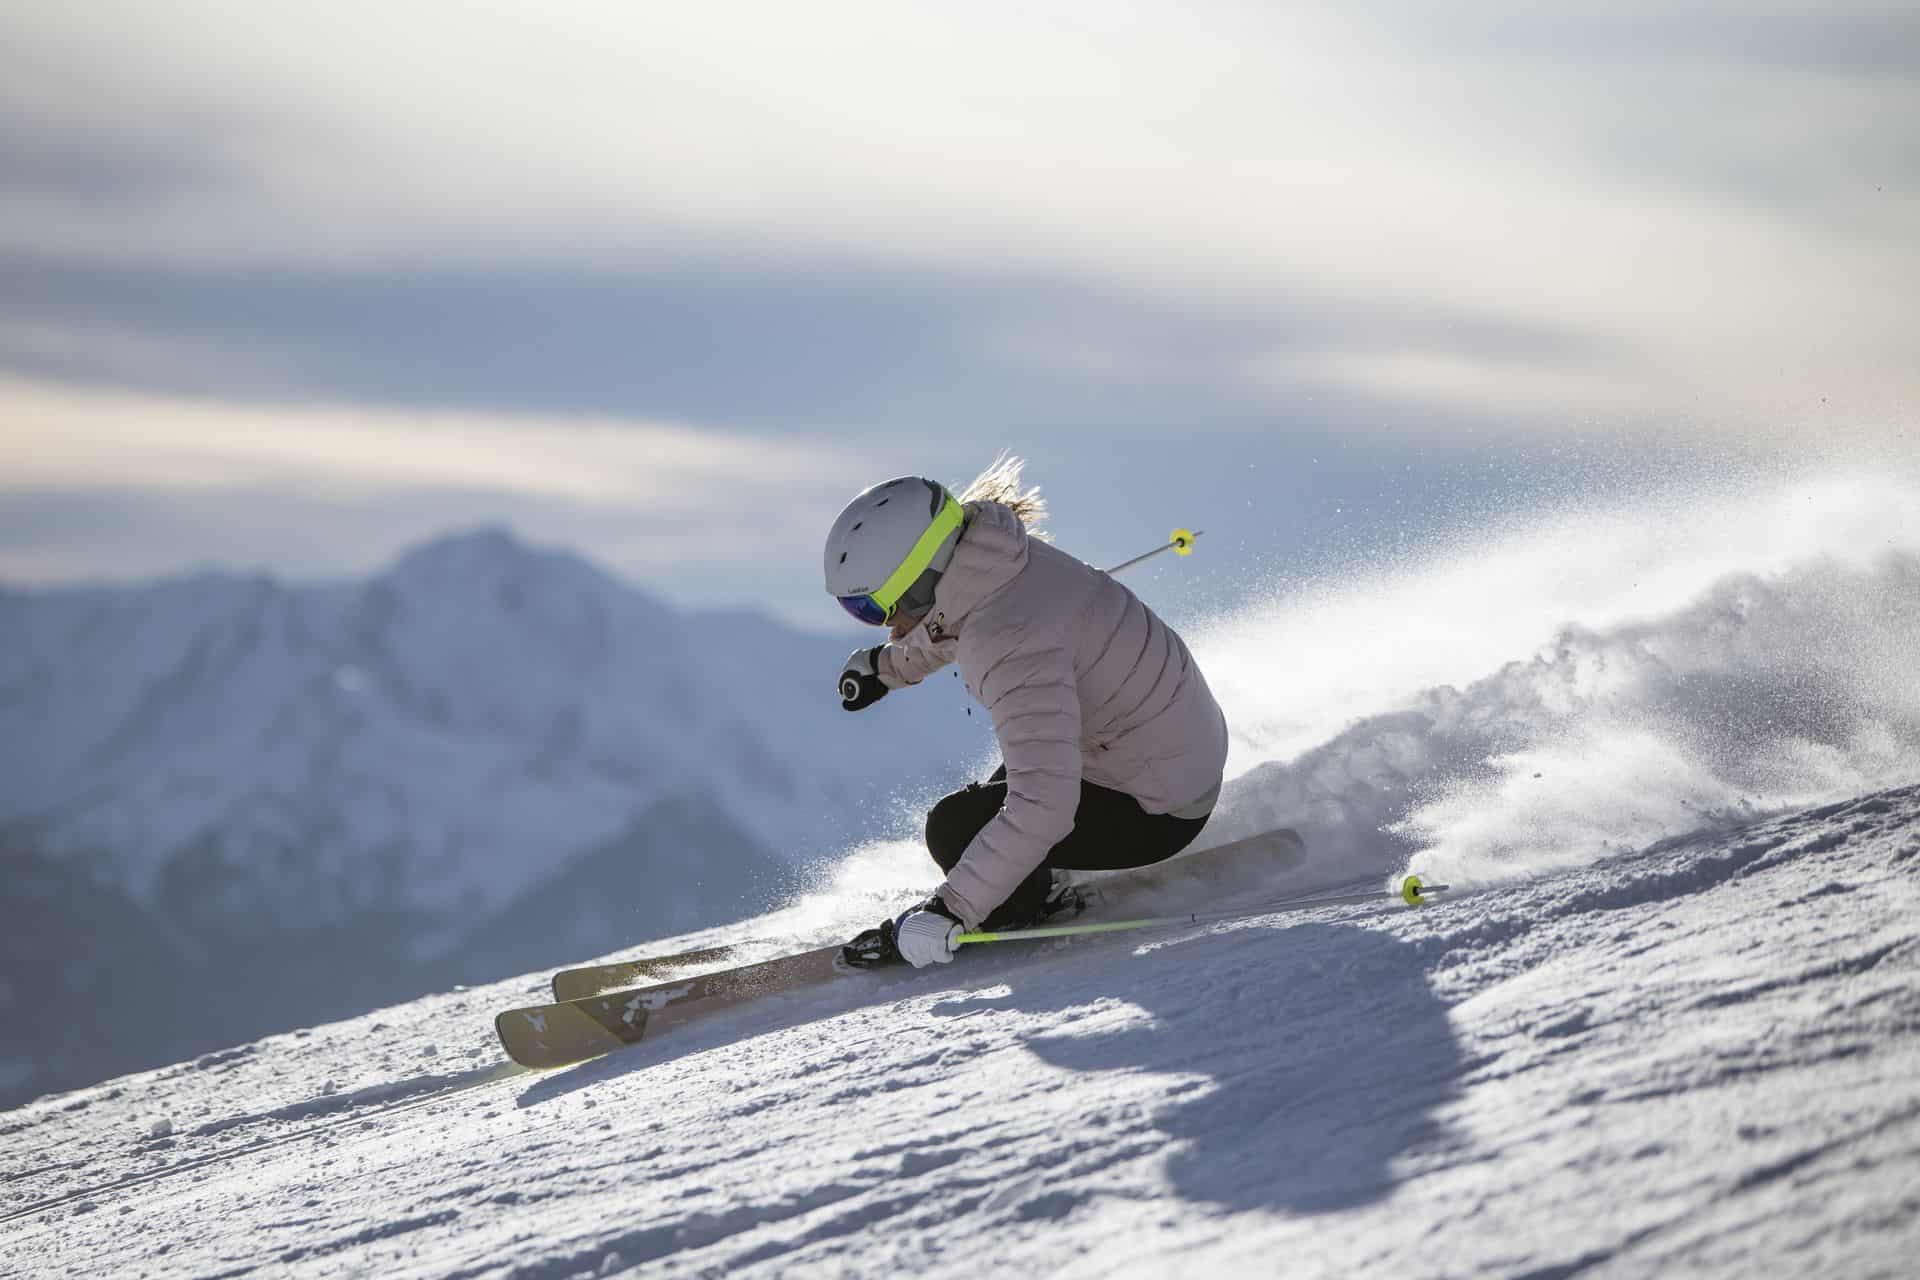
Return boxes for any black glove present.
[839,646,888,712]
[840,917,899,969]
[840,895,964,970]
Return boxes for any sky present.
[2,1,1914,630]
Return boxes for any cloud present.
[0,373,900,622]
[0,251,1642,446]
[0,373,856,510]
[0,1,1913,435]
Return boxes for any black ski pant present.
[925,764,1210,929]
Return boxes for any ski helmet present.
[823,477,965,626]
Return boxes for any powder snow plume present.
[1195,466,1920,890]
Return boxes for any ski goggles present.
[835,491,965,627]
[836,593,892,626]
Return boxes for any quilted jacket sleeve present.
[938,642,1082,928]
[874,627,957,688]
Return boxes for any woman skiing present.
[824,456,1230,969]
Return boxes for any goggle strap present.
[870,492,963,615]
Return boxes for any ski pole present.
[957,876,1447,947]
[1105,528,1202,575]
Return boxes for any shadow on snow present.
[515,917,1464,1221]
[931,921,1464,1217]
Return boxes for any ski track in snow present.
[3,784,1916,1277]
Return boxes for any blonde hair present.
[957,452,1050,541]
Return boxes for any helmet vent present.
[875,498,889,507]
[851,521,863,532]
[838,552,847,564]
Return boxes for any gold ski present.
[499,944,850,1069]
[550,942,741,1002]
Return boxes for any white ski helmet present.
[823,477,965,626]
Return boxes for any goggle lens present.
[837,594,890,626]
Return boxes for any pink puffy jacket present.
[876,501,1229,928]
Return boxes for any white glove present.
[894,900,964,967]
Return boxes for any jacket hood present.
[924,501,1028,640]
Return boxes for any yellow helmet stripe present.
[870,492,964,614]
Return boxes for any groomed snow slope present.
[5,783,1916,1278]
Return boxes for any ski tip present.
[492,1011,539,1069]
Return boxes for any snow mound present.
[1193,470,1920,893]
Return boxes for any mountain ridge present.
[0,524,975,1107]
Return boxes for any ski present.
[551,943,740,1002]
[500,827,1305,1069]
[959,875,1448,947]
[499,944,851,1069]
[1068,825,1304,904]
[545,826,1303,1001]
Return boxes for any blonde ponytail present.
[957,452,1050,541]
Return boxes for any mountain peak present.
[387,525,535,577]
[378,525,631,601]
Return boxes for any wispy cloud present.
[0,375,855,506]
[0,373,878,607]
[2,1,1913,433]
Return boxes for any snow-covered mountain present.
[0,528,985,1108]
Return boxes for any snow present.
[3,785,1916,1276]
[1194,470,1920,893]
